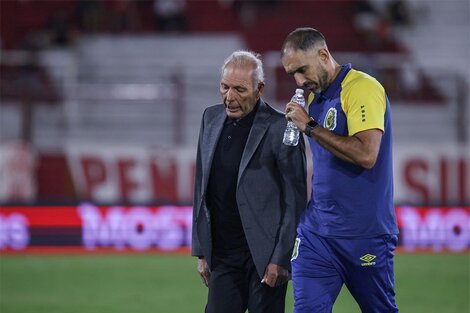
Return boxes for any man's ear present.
[318,48,329,63]
[257,82,265,98]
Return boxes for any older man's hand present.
[261,263,289,287]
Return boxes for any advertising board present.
[1,205,468,253]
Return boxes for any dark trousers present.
[205,249,287,313]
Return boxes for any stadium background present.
[0,0,468,312]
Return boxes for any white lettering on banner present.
[398,207,470,252]
[77,203,192,251]
[0,213,30,250]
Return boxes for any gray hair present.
[221,50,265,88]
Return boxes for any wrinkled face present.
[220,63,263,119]
[281,48,330,94]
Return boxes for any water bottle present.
[283,88,305,146]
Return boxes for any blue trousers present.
[291,226,399,313]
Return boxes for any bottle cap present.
[295,88,304,95]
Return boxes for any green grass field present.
[0,253,468,313]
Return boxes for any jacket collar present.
[316,63,352,102]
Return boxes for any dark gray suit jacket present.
[192,99,307,278]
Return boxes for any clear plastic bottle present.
[283,88,305,146]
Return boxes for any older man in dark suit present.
[192,50,307,313]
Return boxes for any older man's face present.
[220,64,262,119]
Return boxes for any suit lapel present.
[238,100,272,184]
[202,107,226,193]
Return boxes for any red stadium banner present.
[0,205,469,253]
[1,142,467,206]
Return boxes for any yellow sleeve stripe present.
[340,70,386,136]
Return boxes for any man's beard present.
[307,70,329,94]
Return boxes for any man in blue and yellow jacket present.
[282,27,399,313]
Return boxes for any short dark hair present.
[281,27,327,56]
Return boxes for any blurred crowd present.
[0,0,415,51]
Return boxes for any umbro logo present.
[360,254,377,266]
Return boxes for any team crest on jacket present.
[324,108,337,130]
